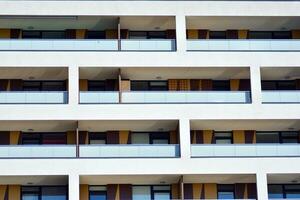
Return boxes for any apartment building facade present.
[0,0,300,200]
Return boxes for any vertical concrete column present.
[256,172,269,200]
[175,14,187,53]
[179,118,191,159]
[69,65,79,105]
[250,64,262,105]
[69,173,80,200]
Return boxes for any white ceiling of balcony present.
[268,174,300,184]
[0,16,175,30]
[261,67,300,80]
[0,120,77,132]
[190,119,300,131]
[78,120,178,132]
[183,174,256,183]
[187,16,300,30]
[80,67,250,80]
[0,67,68,80]
[81,175,180,185]
[0,175,68,185]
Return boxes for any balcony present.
[0,145,76,158]
[121,39,176,51]
[0,91,68,104]
[122,91,251,104]
[187,39,300,52]
[191,144,300,157]
[79,91,119,104]
[79,144,180,158]
[262,91,300,103]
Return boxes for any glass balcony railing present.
[122,91,251,103]
[0,145,76,158]
[0,91,68,104]
[121,39,176,51]
[0,39,119,51]
[191,144,300,157]
[79,144,180,158]
[262,91,300,103]
[187,39,300,51]
[79,91,119,104]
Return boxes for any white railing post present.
[179,118,191,159]
[250,64,262,105]
[68,65,79,105]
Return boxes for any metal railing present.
[187,39,300,51]
[79,91,119,104]
[262,91,300,103]
[79,144,180,158]
[0,145,76,158]
[191,144,300,157]
[121,91,251,103]
[0,91,68,104]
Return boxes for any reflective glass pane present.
[132,186,151,200]
[268,185,284,199]
[22,194,39,200]
[153,192,170,200]
[218,192,235,199]
[256,132,280,143]
[41,187,67,200]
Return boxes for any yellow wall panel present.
[121,80,130,92]
[170,131,178,144]
[204,183,217,199]
[106,30,118,39]
[0,29,10,38]
[0,185,7,200]
[79,79,88,91]
[187,30,198,39]
[238,30,248,39]
[80,184,89,200]
[233,130,245,144]
[193,183,202,199]
[168,79,178,91]
[8,185,20,200]
[292,30,300,39]
[67,131,76,144]
[119,131,130,144]
[10,131,20,145]
[230,79,240,91]
[171,184,180,199]
[76,29,86,39]
[203,130,213,144]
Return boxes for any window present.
[89,133,106,144]
[129,31,166,39]
[273,31,291,39]
[131,132,170,144]
[249,31,272,39]
[212,80,230,91]
[256,132,280,143]
[22,31,65,39]
[89,186,107,200]
[86,31,106,39]
[261,81,277,90]
[22,133,67,145]
[268,185,284,199]
[88,81,106,91]
[23,81,66,91]
[152,186,171,200]
[131,81,168,91]
[150,133,170,144]
[209,31,226,39]
[285,185,300,198]
[131,133,150,144]
[280,132,299,143]
[214,132,232,144]
[22,186,67,200]
[217,184,235,199]
[132,186,151,200]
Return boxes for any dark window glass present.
[87,31,106,39]
[281,132,299,143]
[152,186,171,200]
[22,187,40,200]
[89,133,107,144]
[209,31,226,39]
[256,132,280,143]
[41,186,67,200]
[150,132,170,144]
[273,31,291,39]
[218,184,235,199]
[249,31,272,39]
[148,31,166,39]
[277,81,296,90]
[131,81,168,91]
[129,31,147,39]
[131,81,149,91]
[23,81,41,91]
[212,80,230,91]
[42,133,66,144]
[22,134,41,145]
[90,191,106,200]
[268,185,284,199]
[149,81,168,91]
[261,81,277,90]
[22,31,41,39]
[42,81,66,91]
[41,31,65,39]
[214,132,232,144]
[88,81,106,91]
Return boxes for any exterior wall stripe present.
[80,184,89,200]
